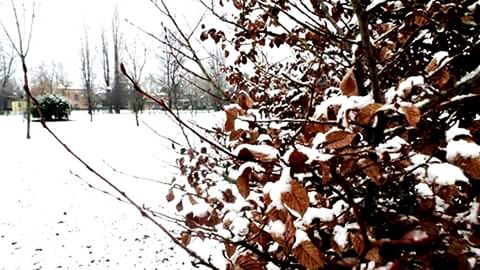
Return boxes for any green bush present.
[31,94,71,121]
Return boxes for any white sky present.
[0,0,209,87]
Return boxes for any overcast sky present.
[0,0,209,86]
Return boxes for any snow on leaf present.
[234,144,279,162]
[264,168,292,210]
[376,136,408,160]
[467,200,480,225]
[333,225,349,251]
[415,183,434,197]
[302,207,335,225]
[267,220,286,239]
[224,104,243,132]
[191,201,212,218]
[426,51,449,74]
[282,180,309,216]
[446,139,480,162]
[426,163,469,186]
[366,0,388,11]
[397,76,424,98]
[293,233,325,270]
[446,127,472,142]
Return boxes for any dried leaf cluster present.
[169,1,480,269]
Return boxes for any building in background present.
[11,100,28,114]
[55,88,89,110]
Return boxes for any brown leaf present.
[289,149,309,170]
[223,188,237,203]
[235,254,266,270]
[350,232,365,255]
[340,69,358,96]
[414,15,428,26]
[340,158,356,177]
[433,67,451,88]
[230,129,245,141]
[448,239,468,256]
[237,145,279,163]
[303,123,331,141]
[166,190,175,202]
[180,231,191,246]
[319,162,332,184]
[236,167,252,198]
[336,257,360,268]
[365,247,382,263]
[232,0,242,10]
[200,31,208,41]
[462,157,480,180]
[249,223,271,250]
[224,240,237,258]
[359,158,382,184]
[401,105,421,127]
[176,200,184,212]
[188,195,197,205]
[325,130,356,150]
[379,47,393,62]
[224,105,242,132]
[356,103,383,125]
[238,91,254,110]
[282,180,309,216]
[293,240,325,270]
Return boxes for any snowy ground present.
[0,111,225,270]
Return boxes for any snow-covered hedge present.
[31,94,71,121]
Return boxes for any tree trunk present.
[26,97,31,139]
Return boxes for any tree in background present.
[0,0,37,139]
[80,26,95,122]
[158,38,185,110]
[100,25,112,113]
[111,8,128,113]
[0,42,15,113]
[124,38,147,126]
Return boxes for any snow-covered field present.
[0,111,224,270]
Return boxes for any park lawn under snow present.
[0,110,225,270]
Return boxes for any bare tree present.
[155,33,186,110]
[127,0,229,110]
[0,42,15,113]
[100,25,112,113]
[0,0,37,139]
[30,62,70,97]
[80,26,95,122]
[31,61,56,95]
[124,38,147,126]
[55,63,71,93]
[111,7,128,113]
